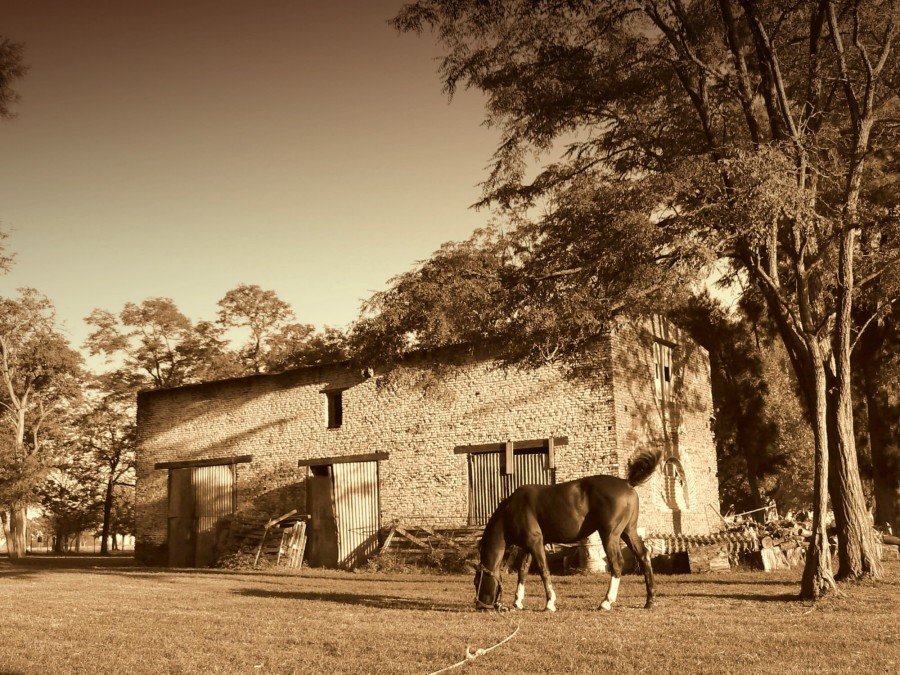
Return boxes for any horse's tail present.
[627,448,663,486]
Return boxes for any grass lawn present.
[1,555,897,674]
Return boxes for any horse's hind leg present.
[598,528,624,611]
[623,524,655,609]
[512,549,531,610]
[524,536,557,612]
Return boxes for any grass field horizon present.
[2,555,897,674]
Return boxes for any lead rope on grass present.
[426,613,520,675]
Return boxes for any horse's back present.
[502,474,638,545]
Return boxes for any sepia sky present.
[0,0,498,349]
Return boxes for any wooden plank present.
[264,509,298,528]
[297,452,389,467]
[156,454,252,470]
[454,437,569,455]
[395,527,431,550]
[504,440,514,475]
[253,526,270,568]
[380,524,398,554]
[296,524,308,568]
[275,530,287,566]
[410,526,462,550]
[547,436,555,470]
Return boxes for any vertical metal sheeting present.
[468,452,502,525]
[502,451,555,499]
[192,464,236,567]
[331,461,380,569]
[469,451,555,526]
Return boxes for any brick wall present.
[610,318,721,535]
[135,323,720,564]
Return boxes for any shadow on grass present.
[238,588,466,612]
[681,591,799,602]
[672,578,800,586]
[0,554,138,578]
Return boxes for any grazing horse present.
[473,448,661,612]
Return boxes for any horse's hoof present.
[513,603,524,611]
[643,602,654,610]
[544,605,557,613]
[599,601,612,611]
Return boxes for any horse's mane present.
[626,448,663,486]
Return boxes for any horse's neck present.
[480,516,507,571]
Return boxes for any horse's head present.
[473,565,502,611]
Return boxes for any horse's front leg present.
[513,550,531,610]
[526,539,556,612]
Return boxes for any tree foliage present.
[39,453,104,551]
[0,289,83,557]
[680,293,814,514]
[0,36,27,120]
[84,298,213,390]
[86,286,349,391]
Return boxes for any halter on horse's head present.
[473,564,503,610]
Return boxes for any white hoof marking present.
[514,583,525,610]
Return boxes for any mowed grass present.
[1,556,898,675]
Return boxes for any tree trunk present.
[800,350,838,599]
[1,510,10,556]
[100,477,115,555]
[6,505,28,559]
[828,225,881,581]
[827,388,882,580]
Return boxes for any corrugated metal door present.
[331,461,380,569]
[193,464,236,567]
[166,464,235,567]
[468,451,555,525]
[468,452,502,526]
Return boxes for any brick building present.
[134,317,722,567]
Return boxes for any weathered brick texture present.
[135,319,721,564]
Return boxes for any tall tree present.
[216,284,348,374]
[0,289,82,558]
[77,375,136,555]
[216,284,296,374]
[393,0,899,597]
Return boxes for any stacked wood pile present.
[643,533,755,573]
[727,519,809,571]
[875,530,900,561]
[720,518,816,571]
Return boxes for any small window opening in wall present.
[326,391,343,428]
